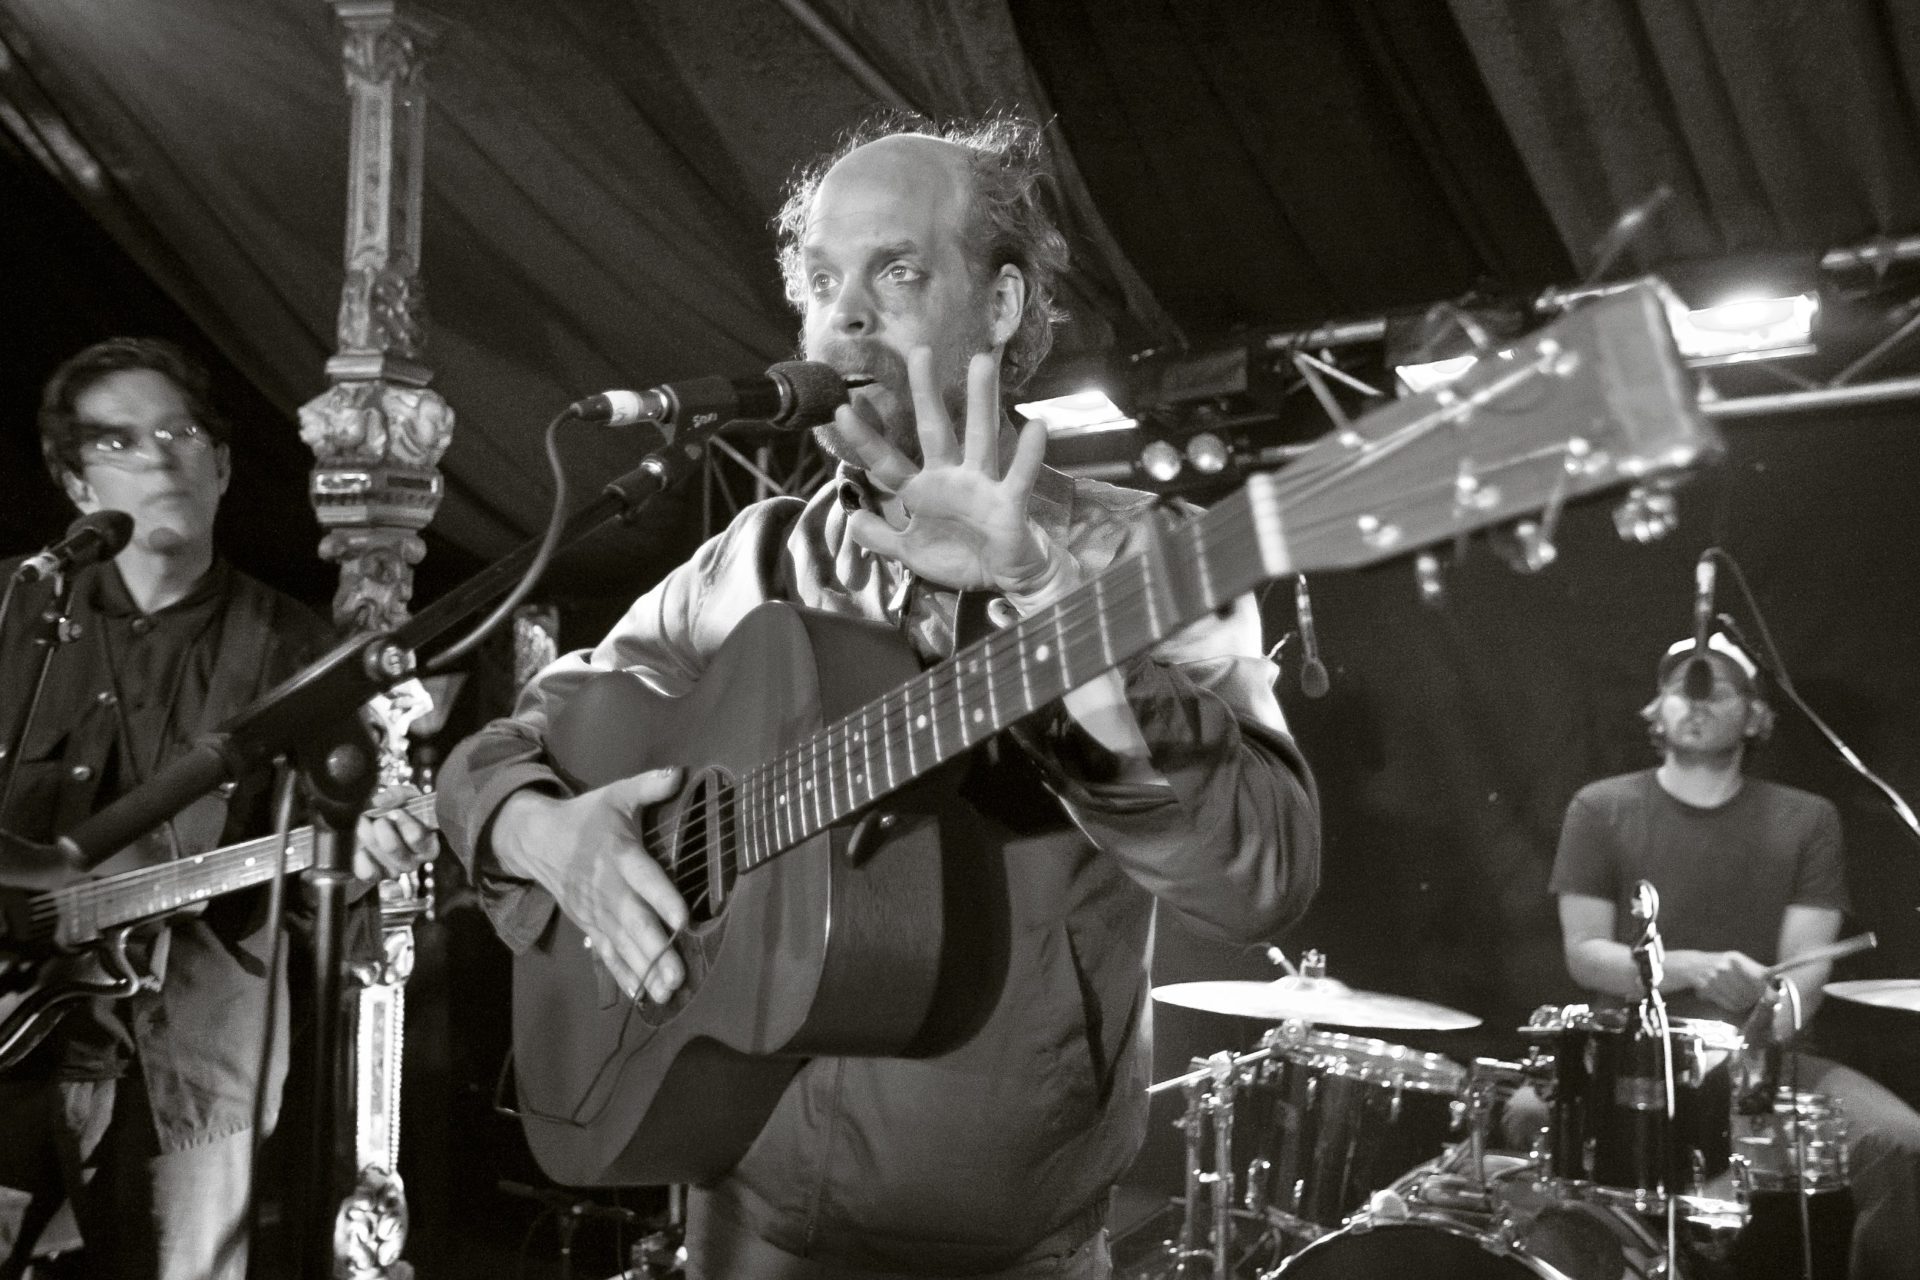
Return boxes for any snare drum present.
[1522,1004,1742,1201]
[1240,1028,1466,1231]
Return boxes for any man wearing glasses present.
[0,338,431,1279]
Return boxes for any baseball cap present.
[1657,632,1759,690]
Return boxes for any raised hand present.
[837,347,1064,597]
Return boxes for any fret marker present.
[1036,643,1051,662]
[244,856,256,868]
[915,713,928,729]
[972,709,984,724]
[777,795,788,806]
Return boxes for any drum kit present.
[1132,945,1911,1280]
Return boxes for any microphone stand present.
[45,429,718,1280]
[0,570,83,826]
[1630,883,1683,1280]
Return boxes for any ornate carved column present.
[299,0,452,633]
[299,6,446,1277]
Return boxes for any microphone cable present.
[1711,551,1920,844]
[426,409,575,676]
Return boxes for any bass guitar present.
[511,284,1720,1186]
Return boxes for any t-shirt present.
[1550,769,1849,1020]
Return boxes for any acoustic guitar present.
[510,284,1719,1186]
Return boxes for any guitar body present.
[0,931,149,1070]
[513,603,947,1186]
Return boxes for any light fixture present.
[1666,293,1819,365]
[1138,440,1183,483]
[1385,301,1524,397]
[1013,388,1134,437]
[1185,431,1230,474]
[1394,354,1479,394]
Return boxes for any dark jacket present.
[1,556,330,1151]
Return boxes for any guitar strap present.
[92,577,275,985]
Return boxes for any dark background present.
[4,2,1918,1273]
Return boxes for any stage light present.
[1185,431,1230,474]
[1013,388,1134,437]
[1139,440,1183,483]
[1385,301,1523,397]
[1394,353,1479,394]
[1667,293,1819,364]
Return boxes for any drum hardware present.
[1151,1047,1275,1280]
[1823,974,1919,1014]
[1152,949,1482,1031]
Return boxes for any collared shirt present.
[437,463,1320,1272]
[0,556,332,1150]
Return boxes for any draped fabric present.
[1447,0,1920,268]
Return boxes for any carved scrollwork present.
[301,379,454,469]
[333,1164,412,1280]
[342,22,425,95]
[319,527,426,632]
[338,267,426,358]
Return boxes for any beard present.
[804,324,991,470]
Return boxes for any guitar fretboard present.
[728,479,1290,868]
[29,793,436,948]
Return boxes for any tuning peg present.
[1416,551,1447,606]
[1491,518,1559,573]
[1612,480,1680,543]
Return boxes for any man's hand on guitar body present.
[493,769,687,1003]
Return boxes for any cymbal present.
[1824,979,1920,1014]
[1151,975,1482,1031]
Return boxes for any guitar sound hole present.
[667,769,740,925]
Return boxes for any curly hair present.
[774,110,1071,393]
[38,337,230,492]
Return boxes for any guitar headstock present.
[1240,281,1721,580]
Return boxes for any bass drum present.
[1269,1156,1667,1280]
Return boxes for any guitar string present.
[41,796,438,931]
[659,437,1591,891]
[664,501,1269,887]
[43,794,438,921]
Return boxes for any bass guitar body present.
[512,604,947,1187]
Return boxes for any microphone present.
[1682,551,1717,700]
[1630,879,1665,993]
[13,511,134,583]
[1295,576,1329,698]
[569,360,857,434]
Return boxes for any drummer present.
[1547,632,1920,1280]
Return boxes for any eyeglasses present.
[76,420,213,467]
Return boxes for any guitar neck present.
[34,793,436,948]
[713,284,1718,878]
[731,481,1287,870]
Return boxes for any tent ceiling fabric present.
[2,0,1916,580]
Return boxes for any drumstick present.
[1763,931,1877,979]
